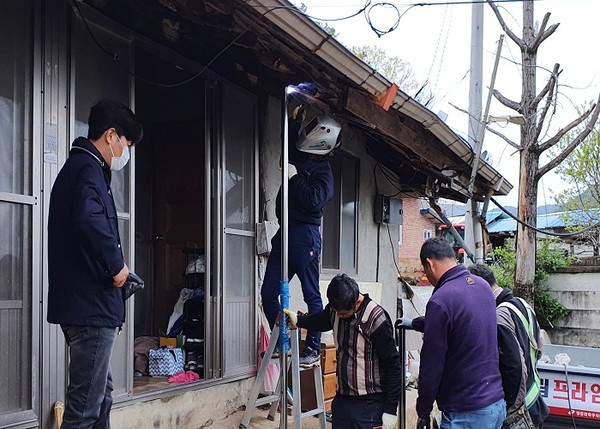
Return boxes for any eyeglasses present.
[113,128,134,147]
[116,134,134,148]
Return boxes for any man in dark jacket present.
[260,110,341,366]
[47,99,142,429]
[409,238,505,429]
[468,264,549,428]
[284,274,401,429]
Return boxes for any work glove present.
[288,164,297,179]
[381,412,397,429]
[416,416,430,429]
[282,308,298,328]
[122,272,145,300]
[395,317,414,329]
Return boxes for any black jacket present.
[275,143,334,226]
[47,137,125,328]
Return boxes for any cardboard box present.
[159,337,177,348]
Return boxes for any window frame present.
[321,151,360,275]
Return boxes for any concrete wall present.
[547,262,600,347]
[111,379,253,428]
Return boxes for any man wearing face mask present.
[47,99,142,428]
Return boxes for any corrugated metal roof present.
[488,209,600,233]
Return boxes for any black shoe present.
[299,347,320,367]
[186,351,198,371]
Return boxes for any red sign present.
[539,372,600,421]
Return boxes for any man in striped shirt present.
[285,273,401,429]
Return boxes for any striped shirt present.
[297,294,402,414]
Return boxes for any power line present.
[490,196,600,238]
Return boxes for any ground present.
[200,389,421,429]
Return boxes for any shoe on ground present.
[299,347,320,367]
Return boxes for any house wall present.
[398,199,437,282]
[547,262,600,347]
[111,378,253,428]
[106,91,408,429]
[3,2,473,426]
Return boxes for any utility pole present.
[467,34,505,262]
[464,1,484,263]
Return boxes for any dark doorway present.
[133,48,206,341]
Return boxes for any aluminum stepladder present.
[239,319,327,429]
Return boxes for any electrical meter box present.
[374,195,403,225]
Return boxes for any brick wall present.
[398,198,438,281]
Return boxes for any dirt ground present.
[201,388,422,429]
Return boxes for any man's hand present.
[395,317,414,329]
[113,263,129,288]
[416,416,430,429]
[282,308,298,328]
[381,412,397,429]
[288,164,297,179]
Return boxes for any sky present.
[291,0,600,208]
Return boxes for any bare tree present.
[486,0,600,305]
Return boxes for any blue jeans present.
[331,395,385,429]
[61,326,117,429]
[441,399,506,429]
[261,225,322,351]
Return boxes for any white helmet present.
[296,115,341,155]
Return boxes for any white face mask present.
[110,136,130,171]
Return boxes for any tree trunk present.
[514,0,537,306]
[515,150,538,305]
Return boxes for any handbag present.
[502,404,535,429]
[148,347,184,376]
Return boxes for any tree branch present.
[538,98,599,154]
[537,94,600,179]
[486,126,521,151]
[486,1,525,49]
[531,13,560,52]
[533,64,561,142]
[532,64,560,111]
[492,89,521,112]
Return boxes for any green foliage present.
[491,240,572,328]
[351,45,434,105]
[553,122,600,252]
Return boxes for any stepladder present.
[239,320,327,429]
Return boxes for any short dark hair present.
[87,99,143,144]
[327,274,359,311]
[467,263,497,288]
[420,237,456,266]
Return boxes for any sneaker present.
[186,351,198,370]
[299,347,320,367]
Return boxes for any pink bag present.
[258,310,279,394]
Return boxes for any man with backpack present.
[468,264,549,429]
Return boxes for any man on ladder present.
[242,84,340,429]
[260,86,341,366]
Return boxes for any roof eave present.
[249,0,513,197]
